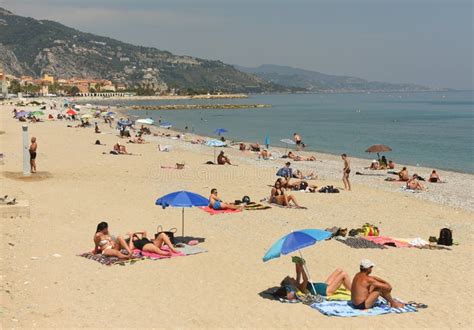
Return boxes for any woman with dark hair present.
[270,179,304,208]
[93,222,133,259]
[127,231,178,256]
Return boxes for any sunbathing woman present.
[270,179,304,208]
[259,149,272,160]
[209,188,242,210]
[280,257,352,299]
[128,231,178,256]
[407,174,424,191]
[288,151,316,161]
[94,222,133,259]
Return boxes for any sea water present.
[117,91,473,173]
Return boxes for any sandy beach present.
[1,100,473,328]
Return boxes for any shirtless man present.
[208,188,242,210]
[217,151,232,165]
[29,137,38,173]
[351,259,404,309]
[398,167,409,181]
[341,153,351,191]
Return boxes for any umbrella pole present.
[299,250,317,296]
[182,208,185,238]
[214,147,216,163]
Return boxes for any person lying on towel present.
[209,188,242,211]
[351,259,405,309]
[278,257,352,300]
[127,231,178,256]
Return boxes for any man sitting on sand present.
[217,151,232,165]
[288,151,316,161]
[398,167,409,181]
[209,188,242,210]
[95,122,101,134]
[388,160,395,169]
[351,259,404,309]
[407,174,424,191]
[113,142,129,155]
[429,170,442,183]
[279,257,352,300]
[259,149,272,160]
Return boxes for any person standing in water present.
[293,133,302,150]
[341,153,351,191]
[29,137,38,173]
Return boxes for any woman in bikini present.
[94,222,133,259]
[270,179,304,208]
[127,231,178,256]
[407,174,424,191]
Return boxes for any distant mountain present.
[0,8,280,93]
[235,64,440,93]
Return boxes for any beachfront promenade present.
[0,100,473,328]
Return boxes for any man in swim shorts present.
[351,259,405,309]
[208,188,242,210]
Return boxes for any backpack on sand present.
[437,228,453,246]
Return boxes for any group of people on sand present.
[369,156,395,170]
[94,222,177,259]
[278,257,404,309]
[396,167,443,191]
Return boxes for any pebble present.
[31,257,39,260]
[52,253,61,258]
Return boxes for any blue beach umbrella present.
[118,118,133,126]
[263,229,332,294]
[214,128,228,136]
[264,135,270,149]
[206,139,226,163]
[160,121,173,129]
[155,191,209,238]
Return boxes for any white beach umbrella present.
[206,139,226,163]
[280,138,296,153]
[136,118,154,125]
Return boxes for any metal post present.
[22,125,30,176]
[299,250,317,295]
[182,208,185,238]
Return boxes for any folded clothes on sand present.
[311,299,417,317]
[200,206,242,215]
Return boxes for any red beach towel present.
[200,206,242,215]
[362,236,410,248]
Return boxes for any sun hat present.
[360,259,375,269]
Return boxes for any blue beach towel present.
[311,300,417,317]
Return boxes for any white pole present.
[22,125,30,176]
[299,250,317,295]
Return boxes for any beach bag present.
[362,223,379,236]
[299,181,308,191]
[156,226,177,245]
[242,196,251,204]
[437,228,453,246]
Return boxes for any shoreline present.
[70,93,249,101]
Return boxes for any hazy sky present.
[1,0,472,89]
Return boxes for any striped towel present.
[311,299,417,317]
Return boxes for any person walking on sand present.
[351,259,405,309]
[341,153,351,191]
[29,137,38,173]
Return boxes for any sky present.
[1,0,472,89]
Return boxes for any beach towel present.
[78,250,143,266]
[335,237,387,249]
[244,203,272,211]
[200,206,242,215]
[327,288,351,301]
[311,299,417,317]
[136,247,184,260]
[176,244,208,256]
[401,186,421,193]
[362,236,410,248]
